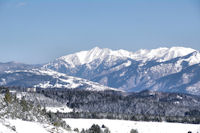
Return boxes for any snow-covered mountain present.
[0,61,38,74]
[1,46,200,95]
[43,46,197,69]
[0,69,118,91]
[43,46,200,95]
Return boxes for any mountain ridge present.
[0,69,119,91]
[43,46,200,95]
[43,46,198,69]
[1,46,200,95]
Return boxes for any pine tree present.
[88,124,101,133]
[20,96,29,112]
[4,88,12,104]
[104,128,111,133]
[80,129,86,133]
[130,129,138,133]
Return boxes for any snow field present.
[64,118,200,133]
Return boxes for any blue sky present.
[0,0,200,64]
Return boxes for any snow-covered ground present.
[1,118,200,133]
[46,106,73,113]
[0,119,72,133]
[0,121,15,133]
[8,119,49,133]
[64,118,200,133]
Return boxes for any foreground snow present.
[8,119,48,133]
[0,119,71,133]
[1,118,200,133]
[64,118,200,133]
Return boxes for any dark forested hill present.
[36,88,200,123]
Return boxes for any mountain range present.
[1,46,200,95]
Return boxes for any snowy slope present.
[0,69,118,91]
[42,46,200,95]
[144,63,200,95]
[0,119,15,133]
[0,119,72,133]
[131,47,196,62]
[0,62,38,74]
[44,46,198,69]
[64,118,200,133]
[0,92,72,133]
[13,91,73,113]
[48,47,133,67]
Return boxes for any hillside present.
[0,69,118,91]
[0,87,71,133]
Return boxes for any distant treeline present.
[2,86,200,124]
[37,88,200,124]
[56,111,200,124]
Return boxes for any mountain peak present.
[51,46,198,68]
[131,46,197,62]
[90,46,102,52]
[3,46,200,95]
